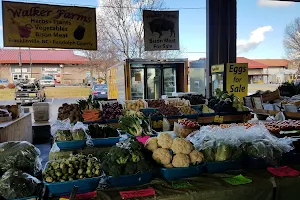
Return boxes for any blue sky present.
[0,0,300,60]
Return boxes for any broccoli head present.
[109,146,130,163]
[101,156,114,172]
[130,139,144,151]
[123,162,136,175]
[108,165,122,177]
[131,151,144,163]
[116,155,129,165]
[136,159,152,173]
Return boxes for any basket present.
[91,137,120,146]
[107,172,152,187]
[44,177,101,196]
[56,140,86,150]
[173,122,198,138]
[160,164,205,180]
[206,160,241,173]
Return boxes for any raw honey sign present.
[225,63,248,99]
[143,10,179,51]
[2,1,97,50]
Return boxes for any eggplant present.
[73,24,85,40]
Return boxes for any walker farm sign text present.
[2,1,97,50]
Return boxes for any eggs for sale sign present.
[2,1,97,50]
[225,63,248,99]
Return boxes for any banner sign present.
[2,1,97,50]
[143,10,179,51]
[211,64,224,73]
[225,63,248,99]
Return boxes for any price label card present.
[222,174,252,186]
[218,116,224,123]
[213,115,220,123]
[120,188,155,199]
[172,181,193,189]
[137,136,150,144]
[267,166,300,177]
[213,115,224,123]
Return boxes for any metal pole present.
[19,47,22,79]
[29,47,32,78]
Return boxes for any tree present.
[284,18,300,64]
[74,21,119,87]
[97,0,183,59]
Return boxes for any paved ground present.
[248,84,279,95]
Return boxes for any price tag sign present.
[137,136,150,144]
[213,115,224,123]
[172,181,193,189]
[267,166,300,177]
[222,174,252,186]
[120,188,155,199]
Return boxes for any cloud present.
[237,26,273,54]
[258,0,294,7]
[0,26,2,31]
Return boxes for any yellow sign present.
[2,1,97,50]
[225,63,248,99]
[213,115,224,123]
[211,64,224,73]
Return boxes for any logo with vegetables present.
[73,23,85,40]
[11,18,33,38]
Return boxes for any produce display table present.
[273,165,300,200]
[97,171,274,200]
[96,167,300,200]
[0,113,32,143]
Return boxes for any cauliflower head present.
[172,153,190,168]
[145,137,158,152]
[171,138,194,155]
[157,133,173,149]
[189,150,204,165]
[153,148,172,165]
[163,163,173,168]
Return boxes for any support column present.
[206,0,237,97]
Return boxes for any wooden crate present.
[197,116,214,124]
[261,89,280,103]
[107,122,121,128]
[284,112,300,120]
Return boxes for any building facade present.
[253,59,290,83]
[0,49,100,84]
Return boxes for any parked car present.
[40,77,55,87]
[293,79,300,86]
[0,78,9,87]
[15,79,46,104]
[92,84,108,100]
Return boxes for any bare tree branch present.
[97,0,183,59]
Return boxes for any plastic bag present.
[51,119,71,136]
[275,112,285,121]
[71,121,88,140]
[162,117,170,131]
[0,169,42,199]
[173,122,198,138]
[187,123,294,164]
[0,141,42,176]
